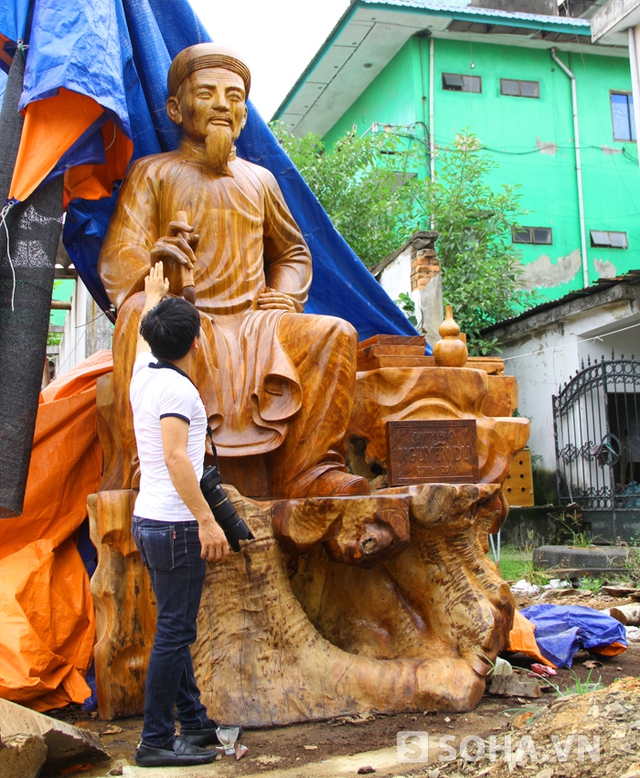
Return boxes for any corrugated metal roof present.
[482,270,640,333]
[274,0,617,131]
[359,0,591,27]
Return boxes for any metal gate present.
[553,354,640,537]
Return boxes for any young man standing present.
[130,262,239,768]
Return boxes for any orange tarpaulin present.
[10,88,132,206]
[507,609,557,668]
[0,350,113,711]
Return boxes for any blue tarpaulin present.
[0,0,419,341]
[521,604,627,669]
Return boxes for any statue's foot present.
[290,470,370,499]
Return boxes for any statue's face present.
[168,67,248,144]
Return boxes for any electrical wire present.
[502,321,640,363]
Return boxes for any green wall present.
[323,35,640,301]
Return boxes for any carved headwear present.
[167,43,251,98]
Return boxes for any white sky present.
[188,0,351,120]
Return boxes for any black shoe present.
[135,736,219,767]
[180,722,244,748]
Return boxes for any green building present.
[274,0,640,302]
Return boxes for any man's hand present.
[198,516,229,562]
[257,288,298,312]
[144,261,170,307]
[161,416,230,564]
[136,262,170,357]
[150,219,200,270]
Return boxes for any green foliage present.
[558,516,600,547]
[271,124,536,353]
[424,133,536,355]
[47,331,62,347]
[625,545,640,582]
[395,292,417,325]
[497,545,531,582]
[580,576,603,594]
[271,122,419,269]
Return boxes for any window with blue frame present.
[611,92,636,142]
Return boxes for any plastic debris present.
[490,656,513,677]
[626,626,640,642]
[511,579,541,596]
[521,604,627,668]
[543,579,571,590]
[530,663,557,677]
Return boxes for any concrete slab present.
[533,545,629,574]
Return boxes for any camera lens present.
[200,465,255,552]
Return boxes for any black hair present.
[139,297,200,361]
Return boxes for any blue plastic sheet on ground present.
[521,603,627,669]
[2,0,419,342]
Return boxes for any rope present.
[104,124,117,151]
[0,201,16,312]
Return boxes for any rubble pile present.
[444,678,640,778]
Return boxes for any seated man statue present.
[99,43,369,500]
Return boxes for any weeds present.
[545,667,604,698]
[581,577,604,594]
[523,563,552,587]
[564,668,604,696]
[558,519,601,547]
[625,544,640,583]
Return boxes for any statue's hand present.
[257,289,298,312]
[150,219,200,271]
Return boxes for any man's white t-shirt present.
[130,352,207,522]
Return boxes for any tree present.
[272,125,534,354]
[272,123,419,269]
[425,133,535,355]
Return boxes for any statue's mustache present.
[207,113,232,125]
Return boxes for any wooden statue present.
[98,43,367,501]
[89,43,530,723]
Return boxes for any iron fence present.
[553,354,640,522]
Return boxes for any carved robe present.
[99,143,358,496]
[100,143,313,453]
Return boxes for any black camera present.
[200,464,254,552]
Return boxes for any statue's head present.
[166,44,251,173]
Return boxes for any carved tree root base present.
[193,483,513,727]
[88,491,156,720]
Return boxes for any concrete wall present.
[321,35,640,306]
[376,250,412,304]
[489,282,640,471]
[57,279,112,375]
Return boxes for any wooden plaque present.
[387,420,479,486]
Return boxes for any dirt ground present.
[43,588,640,778]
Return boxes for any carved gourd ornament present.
[433,305,468,367]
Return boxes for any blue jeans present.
[132,517,210,748]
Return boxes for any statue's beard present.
[205,125,234,175]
